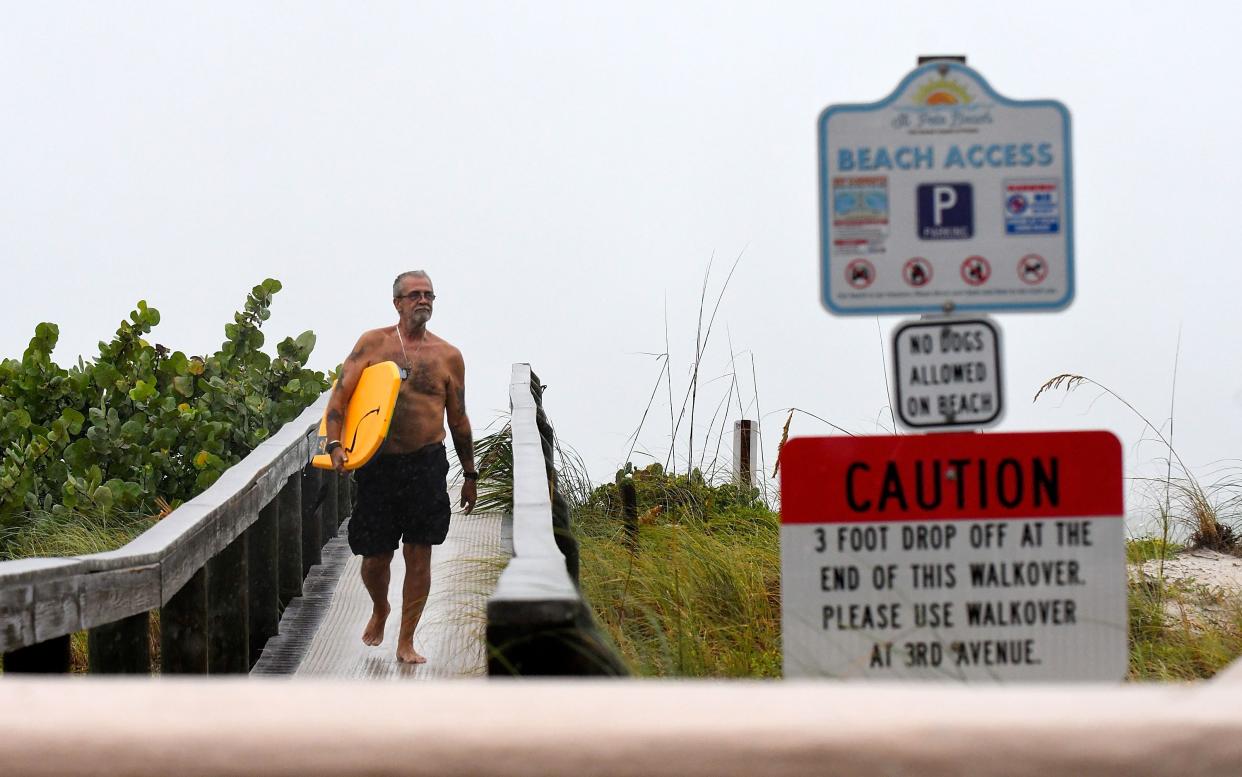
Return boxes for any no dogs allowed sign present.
[780,431,1125,681]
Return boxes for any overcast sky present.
[3,2,1239,533]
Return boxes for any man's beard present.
[406,308,432,328]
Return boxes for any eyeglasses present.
[395,291,436,302]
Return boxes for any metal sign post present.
[818,61,1074,315]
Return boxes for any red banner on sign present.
[780,431,1122,524]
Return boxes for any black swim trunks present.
[347,442,452,556]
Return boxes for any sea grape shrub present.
[588,462,765,528]
[0,279,329,528]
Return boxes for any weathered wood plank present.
[160,566,207,674]
[159,522,215,606]
[80,564,161,630]
[301,467,322,575]
[88,611,151,674]
[278,474,303,608]
[247,499,279,669]
[321,472,338,539]
[32,578,80,644]
[0,558,85,586]
[0,586,35,654]
[336,472,352,521]
[159,487,261,604]
[207,531,249,674]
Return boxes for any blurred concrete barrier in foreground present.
[1,676,1239,776]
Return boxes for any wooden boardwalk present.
[254,483,509,679]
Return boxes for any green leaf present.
[128,380,158,403]
[6,408,31,430]
[91,485,114,510]
[167,351,189,375]
[173,375,194,397]
[63,438,94,470]
[60,408,85,435]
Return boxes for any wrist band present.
[326,440,342,454]
[463,471,479,481]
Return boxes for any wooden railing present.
[0,395,352,674]
[485,363,627,676]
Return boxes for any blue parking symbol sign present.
[917,183,973,240]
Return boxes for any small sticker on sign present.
[832,176,890,255]
[1004,179,1060,235]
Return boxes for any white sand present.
[1138,549,1242,593]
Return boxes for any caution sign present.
[780,432,1126,681]
[892,317,1002,430]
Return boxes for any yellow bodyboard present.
[311,361,402,471]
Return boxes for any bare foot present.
[396,642,427,664]
[362,604,390,646]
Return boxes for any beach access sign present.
[780,431,1125,681]
[818,62,1074,315]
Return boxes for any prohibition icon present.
[903,257,933,287]
[1018,254,1048,285]
[960,256,991,286]
[845,258,876,289]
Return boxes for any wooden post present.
[207,531,249,674]
[321,471,338,540]
[3,635,71,673]
[301,467,322,575]
[337,472,351,524]
[734,420,754,487]
[279,473,303,609]
[621,478,638,551]
[246,498,279,669]
[161,566,207,674]
[88,612,151,674]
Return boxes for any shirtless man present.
[324,270,477,664]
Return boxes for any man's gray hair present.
[393,270,432,297]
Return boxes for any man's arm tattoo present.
[451,426,475,471]
[455,386,466,413]
[327,409,343,425]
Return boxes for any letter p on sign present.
[917,183,973,240]
[933,186,957,225]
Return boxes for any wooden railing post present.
[621,478,638,551]
[247,499,279,669]
[301,467,322,575]
[87,612,150,674]
[207,532,249,674]
[161,567,207,674]
[321,473,338,540]
[279,474,303,608]
[337,473,351,524]
[3,635,71,673]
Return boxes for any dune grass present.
[0,507,161,673]
[1128,563,1242,681]
[573,469,781,678]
